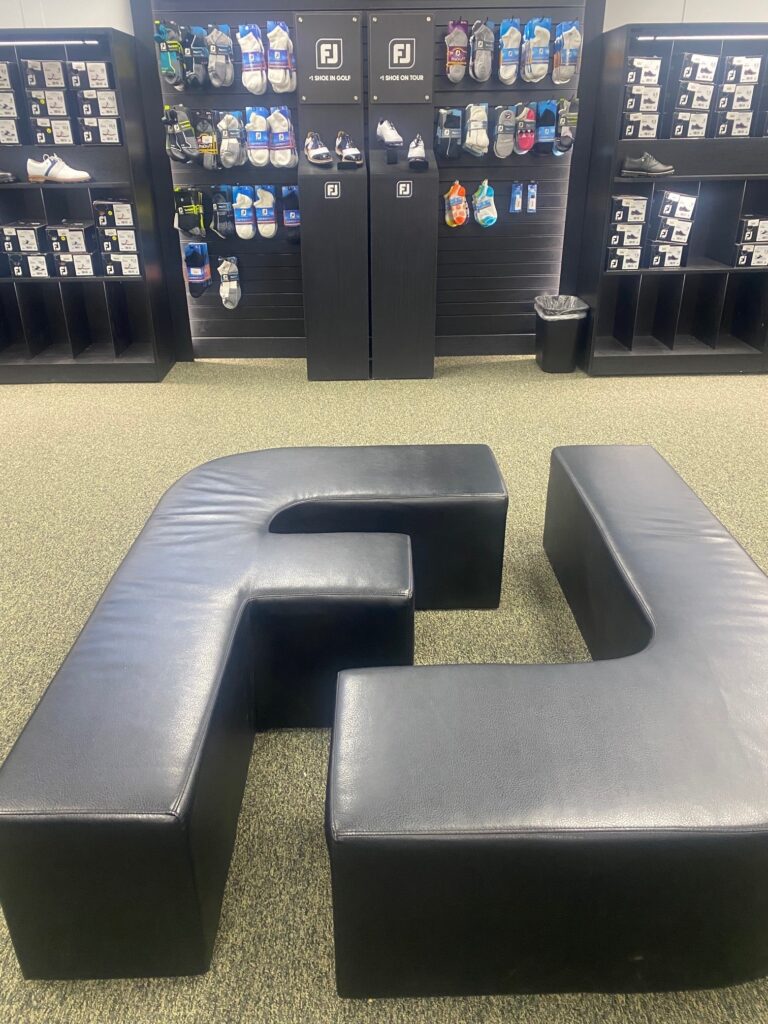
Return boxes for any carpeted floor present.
[1,355,767,1024]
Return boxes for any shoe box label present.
[610,195,648,223]
[654,216,693,244]
[606,246,641,271]
[26,89,68,118]
[715,110,753,137]
[608,222,644,247]
[104,252,141,276]
[93,201,135,228]
[78,117,121,144]
[99,228,138,253]
[0,61,12,90]
[734,243,768,267]
[670,110,709,138]
[77,89,119,117]
[625,57,662,86]
[68,61,113,90]
[621,112,658,139]
[9,253,52,277]
[624,85,661,112]
[0,91,18,118]
[2,223,47,253]
[738,217,768,244]
[675,80,714,111]
[0,118,20,145]
[54,252,100,277]
[680,52,719,83]
[724,55,762,84]
[31,117,75,146]
[654,191,697,221]
[46,223,97,254]
[715,84,755,112]
[647,243,685,268]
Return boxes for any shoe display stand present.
[571,22,768,376]
[0,29,184,383]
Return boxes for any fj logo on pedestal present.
[325,181,341,199]
[396,181,412,198]
[389,39,415,69]
[316,39,343,70]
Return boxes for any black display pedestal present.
[369,149,437,378]
[298,158,369,380]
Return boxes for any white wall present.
[604,0,764,31]
[0,0,133,34]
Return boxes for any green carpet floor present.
[1,355,768,1024]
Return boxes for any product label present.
[17,229,39,252]
[28,255,49,277]
[0,118,19,144]
[283,209,300,225]
[256,206,275,222]
[268,48,289,67]
[242,51,265,70]
[51,119,74,145]
[73,254,95,275]
[0,92,17,117]
[113,203,134,226]
[0,63,11,89]
[66,229,87,253]
[116,229,137,251]
[115,254,140,275]
[86,62,109,88]
[42,60,65,87]
[271,130,293,149]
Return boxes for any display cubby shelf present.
[0,27,188,383]
[571,22,768,376]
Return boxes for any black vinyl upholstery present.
[0,445,507,980]
[328,445,768,997]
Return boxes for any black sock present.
[162,108,188,162]
[535,99,557,155]
[195,111,219,170]
[281,186,300,244]
[435,107,463,159]
[174,187,205,236]
[172,105,200,160]
[210,187,235,238]
[184,243,211,298]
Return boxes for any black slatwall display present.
[133,1,603,361]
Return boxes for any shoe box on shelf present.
[0,54,121,149]
[606,188,698,270]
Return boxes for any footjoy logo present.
[325,182,341,199]
[388,38,415,69]
[396,181,412,198]
[316,38,343,70]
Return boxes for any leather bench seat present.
[328,445,768,997]
[0,445,507,979]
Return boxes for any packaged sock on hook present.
[498,19,521,85]
[552,20,582,85]
[521,18,551,83]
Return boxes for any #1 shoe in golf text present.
[407,134,428,170]
[304,131,333,167]
[335,131,364,168]
[27,154,91,183]
[377,118,403,147]
[620,152,675,177]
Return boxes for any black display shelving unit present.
[573,22,768,376]
[0,28,187,383]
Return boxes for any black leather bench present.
[0,445,507,979]
[328,445,768,997]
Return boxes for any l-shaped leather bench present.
[328,445,768,996]
[0,445,508,979]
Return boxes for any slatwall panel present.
[150,2,305,358]
[431,4,584,354]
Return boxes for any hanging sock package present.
[255,185,277,239]
[469,20,495,83]
[174,186,205,236]
[463,102,489,156]
[182,26,209,87]
[267,21,296,94]
[498,19,521,85]
[154,20,185,90]
[233,185,256,240]
[444,19,469,83]
[206,24,235,88]
[536,99,557,153]
[281,185,300,244]
[245,105,270,167]
[552,20,582,85]
[194,109,219,170]
[267,105,298,168]
[210,185,235,238]
[237,24,267,95]
[521,18,551,83]
[217,110,247,167]
[183,242,211,297]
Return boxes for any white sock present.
[217,258,241,309]
[464,103,489,156]
[499,24,521,85]
[267,24,291,93]
[237,26,267,95]
[267,108,297,168]
[217,113,243,168]
[523,22,550,83]
[246,108,269,167]
[233,189,255,239]
[287,32,297,92]
[255,186,276,239]
[552,25,582,85]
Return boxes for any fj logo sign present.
[396,181,412,198]
[316,38,343,70]
[389,38,415,69]
[325,181,341,199]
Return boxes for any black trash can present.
[534,294,589,373]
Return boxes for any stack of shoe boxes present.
[0,57,122,147]
[0,199,139,278]
[606,194,648,269]
[734,214,768,267]
[622,57,662,140]
[647,189,697,267]
[714,55,763,138]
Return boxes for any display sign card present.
[296,12,363,104]
[369,12,434,104]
